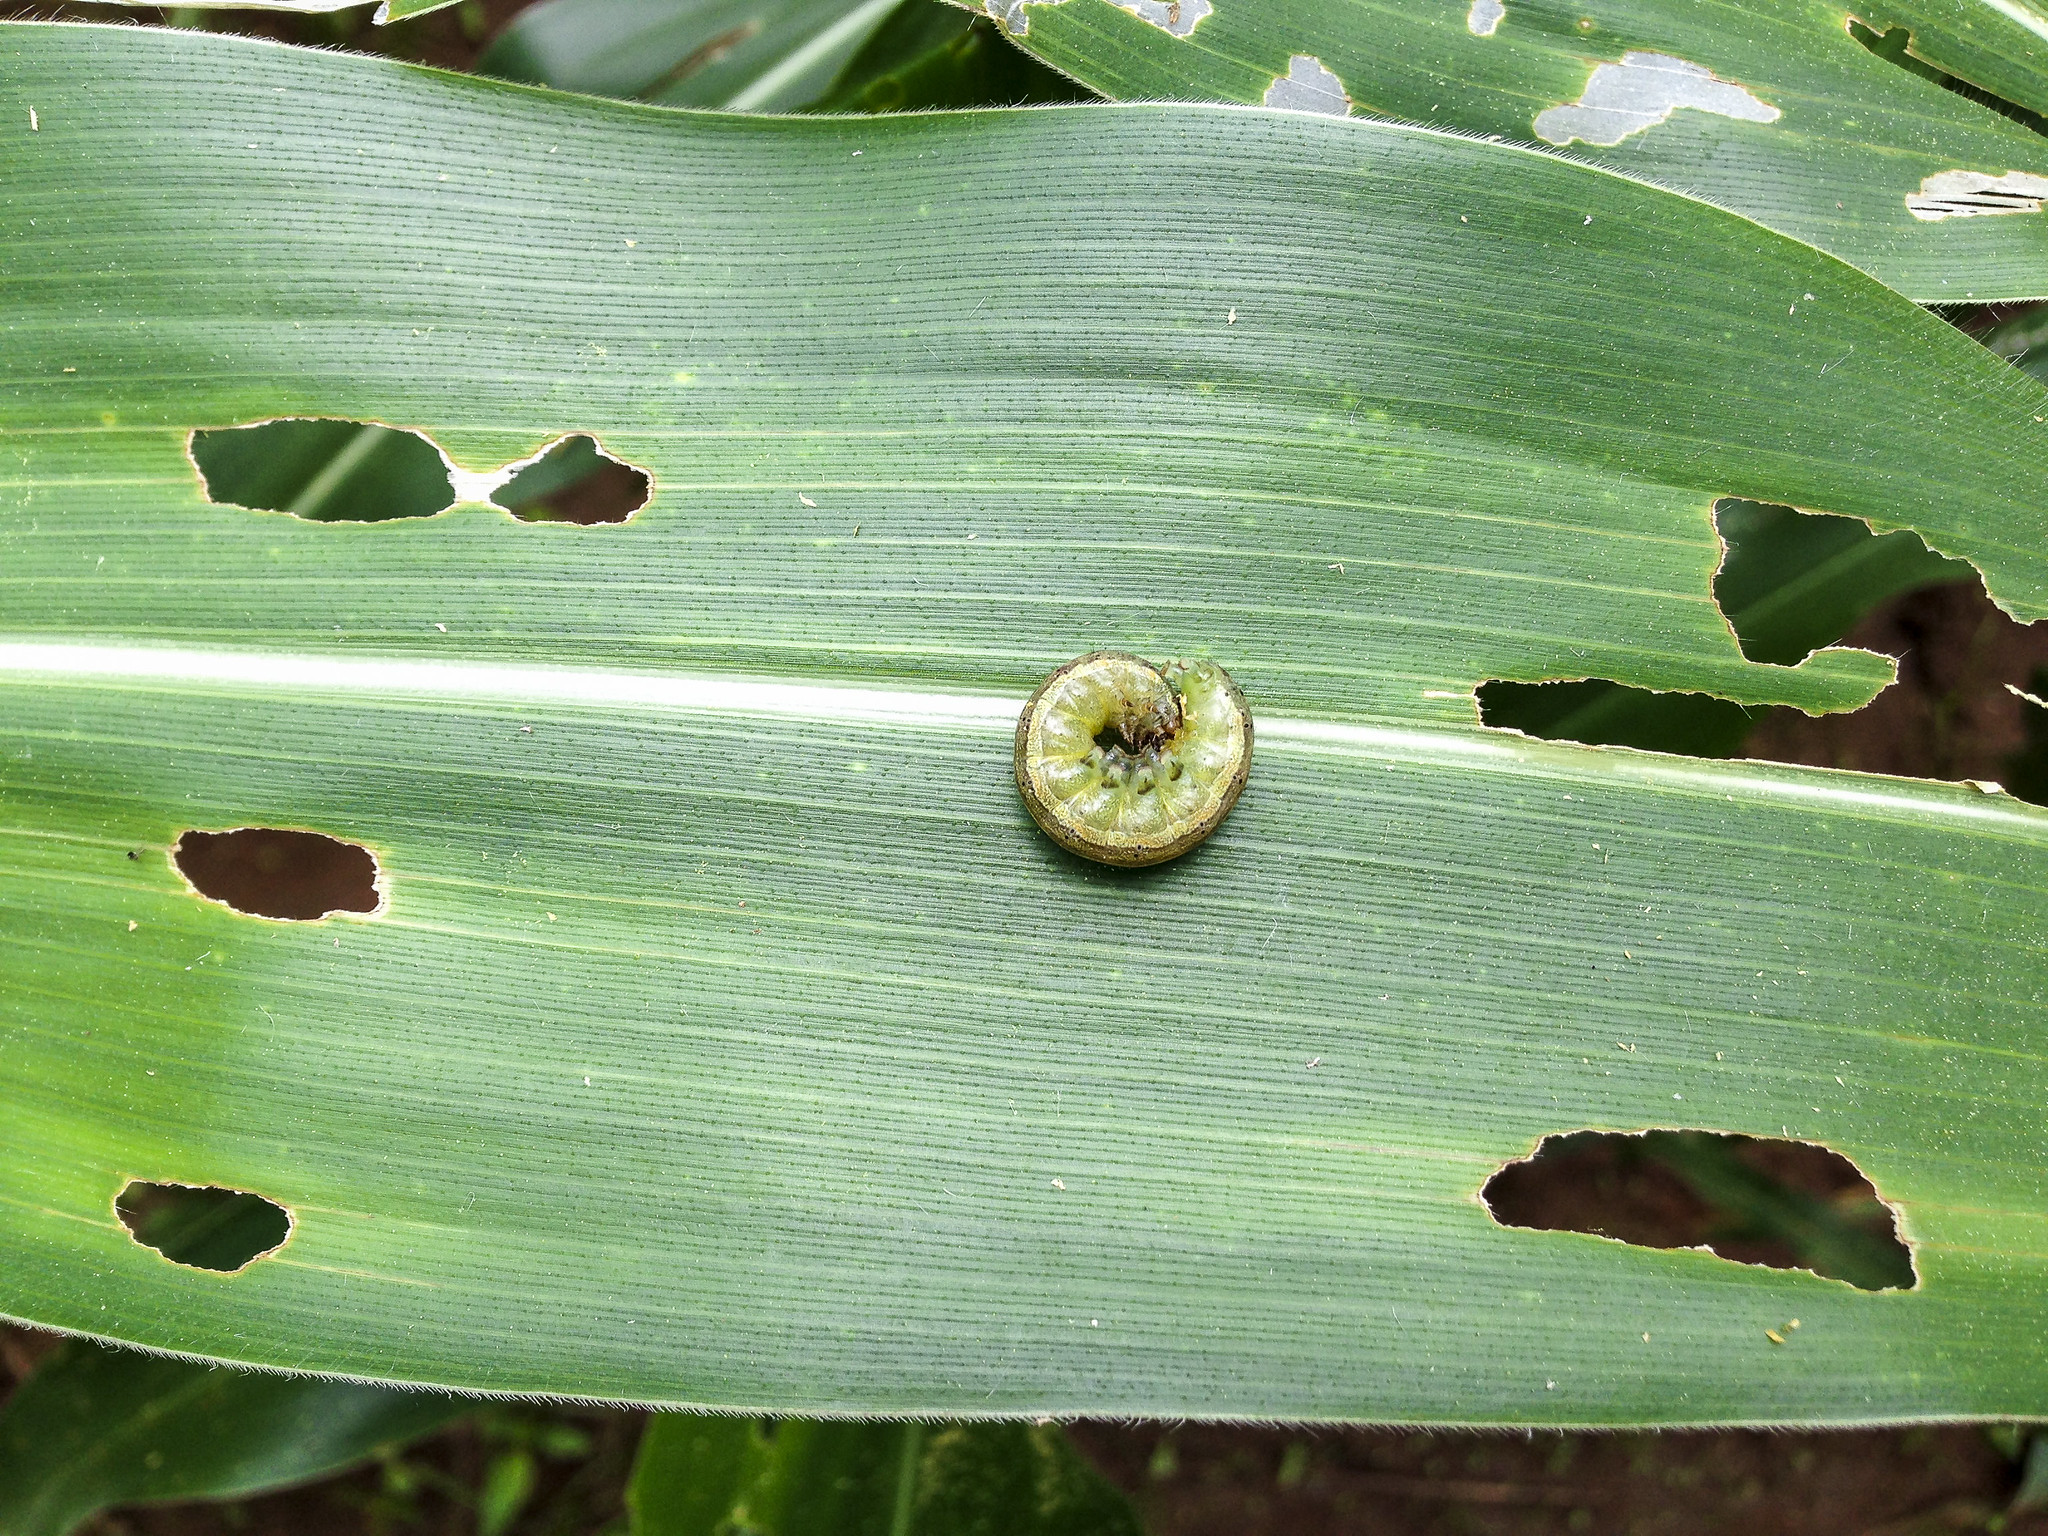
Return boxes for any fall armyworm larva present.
[1014,651,1252,867]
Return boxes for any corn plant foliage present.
[627,1417,1139,1535]
[969,0,2048,303]
[0,1342,463,1536]
[478,0,904,111]
[6,22,2048,1424]
[1859,0,2048,119]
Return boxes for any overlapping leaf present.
[967,0,2048,302]
[0,1342,463,1536]
[7,23,2048,1424]
[627,1417,1139,1534]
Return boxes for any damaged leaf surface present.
[7,24,2048,1423]
[966,0,2048,301]
[1853,0,2048,121]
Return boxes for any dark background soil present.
[14,2,2048,1530]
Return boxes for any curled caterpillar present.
[1014,651,1252,867]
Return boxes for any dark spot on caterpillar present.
[1015,651,1252,867]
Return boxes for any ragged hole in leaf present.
[115,1181,292,1272]
[1478,500,1975,754]
[1848,20,2048,141]
[1746,577,2048,790]
[1483,1130,1915,1292]
[1477,680,1759,756]
[2004,667,2048,802]
[1713,500,1971,666]
[173,828,382,921]
[189,419,455,522]
[490,435,649,524]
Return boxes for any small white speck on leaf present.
[547,912,557,921]
[1306,1056,1321,1069]
[625,239,637,247]
[1583,215,1592,224]
[583,1076,591,1086]
[1051,1177,1065,1190]
[1227,307,1237,323]
[433,622,447,632]
[28,107,37,131]
[127,921,138,932]
[799,493,817,507]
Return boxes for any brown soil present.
[1071,1420,2044,1536]
[1746,578,2048,787]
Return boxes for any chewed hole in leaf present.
[173,828,382,921]
[490,435,649,524]
[1477,681,1759,756]
[1848,19,2048,139]
[1483,1130,1915,1292]
[189,419,455,522]
[116,1180,292,1272]
[1713,500,1972,666]
[1479,499,1978,754]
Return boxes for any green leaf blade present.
[974,0,2048,301]
[627,1417,1141,1536]
[7,24,2048,1425]
[0,1342,464,1536]
[6,662,2048,1421]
